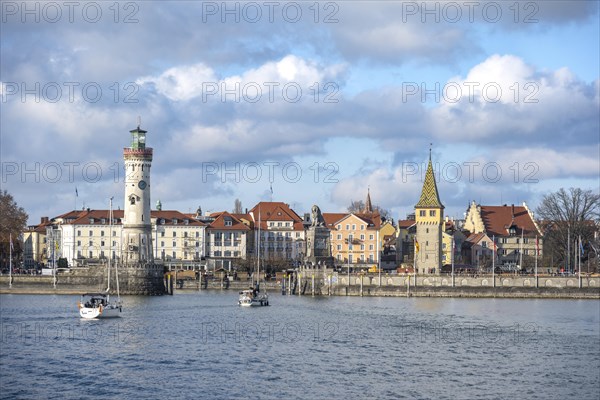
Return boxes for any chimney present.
[41,216,49,224]
[511,204,515,218]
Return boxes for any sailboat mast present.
[107,197,112,292]
[257,209,261,288]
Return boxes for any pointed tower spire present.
[415,153,444,209]
[364,187,373,214]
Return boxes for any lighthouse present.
[122,125,154,263]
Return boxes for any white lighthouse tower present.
[122,124,154,263]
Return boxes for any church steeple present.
[364,188,373,214]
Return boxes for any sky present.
[1,0,599,225]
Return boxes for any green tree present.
[0,190,29,268]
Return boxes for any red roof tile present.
[479,205,539,237]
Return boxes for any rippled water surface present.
[1,293,599,399]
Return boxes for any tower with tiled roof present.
[414,150,444,274]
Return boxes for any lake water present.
[1,292,599,399]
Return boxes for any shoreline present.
[2,284,598,299]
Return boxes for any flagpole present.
[413,237,417,288]
[578,235,582,288]
[519,229,523,275]
[492,235,495,288]
[535,235,538,288]
[451,236,455,288]
[9,233,13,288]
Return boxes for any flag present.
[270,183,273,195]
[9,233,14,252]
[415,238,420,253]
[75,187,78,197]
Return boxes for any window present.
[346,224,349,230]
[172,251,177,258]
[89,251,93,258]
[337,225,341,230]
[173,231,177,237]
[113,230,117,237]
[482,242,487,248]
[337,245,342,250]
[337,234,342,240]
[523,238,529,244]
[161,241,165,247]
[361,225,365,230]
[161,231,165,237]
[352,224,356,230]
[196,232,200,238]
[224,219,232,226]
[77,240,81,246]
[369,244,373,250]
[89,230,93,236]
[426,228,429,233]
[172,241,176,247]
[100,230,105,237]
[278,222,282,227]
[89,241,93,246]
[419,210,426,217]
[77,230,81,236]
[442,243,446,249]
[360,234,365,240]
[184,232,188,238]
[369,254,374,262]
[196,242,200,247]
[337,254,342,260]
[361,244,365,250]
[224,250,232,257]
[430,210,436,217]
[101,241,105,247]
[369,234,374,240]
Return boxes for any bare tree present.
[233,198,243,214]
[347,200,392,221]
[0,190,29,268]
[536,188,600,272]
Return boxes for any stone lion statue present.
[311,204,326,227]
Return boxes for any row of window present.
[212,250,241,257]
[333,233,375,241]
[336,244,374,251]
[336,224,366,231]
[335,254,375,262]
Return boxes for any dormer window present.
[508,226,517,236]
[224,218,232,226]
[160,219,165,224]
[184,219,189,225]
[172,219,177,225]
[89,218,94,224]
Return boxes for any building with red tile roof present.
[205,211,252,271]
[464,201,543,269]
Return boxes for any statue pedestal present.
[305,226,333,267]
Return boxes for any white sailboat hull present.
[79,304,122,319]
[78,294,122,319]
[238,290,269,307]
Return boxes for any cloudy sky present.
[1,1,599,225]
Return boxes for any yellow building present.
[325,213,381,266]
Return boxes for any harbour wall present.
[1,273,599,299]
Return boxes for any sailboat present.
[239,210,269,307]
[78,197,123,319]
